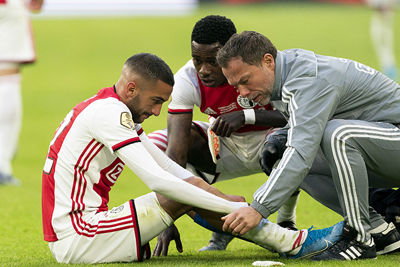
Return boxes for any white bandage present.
[244,109,256,125]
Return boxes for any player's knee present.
[321,119,348,151]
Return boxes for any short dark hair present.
[191,15,237,45]
[124,53,174,86]
[217,31,277,68]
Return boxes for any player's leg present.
[138,177,308,255]
[0,65,22,185]
[302,150,400,255]
[187,121,216,174]
[48,198,160,264]
[192,206,344,257]
[176,178,343,258]
[369,1,398,80]
[314,119,400,260]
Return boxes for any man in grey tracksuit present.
[216,30,400,260]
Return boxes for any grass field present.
[1,2,400,266]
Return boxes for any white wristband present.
[243,109,256,125]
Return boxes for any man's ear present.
[262,53,275,70]
[126,81,138,98]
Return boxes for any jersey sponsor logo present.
[218,102,237,114]
[204,107,217,115]
[120,112,134,129]
[237,95,256,108]
[110,204,124,214]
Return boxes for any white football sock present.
[277,190,299,224]
[243,218,307,253]
[370,10,396,71]
[135,192,174,246]
[0,73,22,176]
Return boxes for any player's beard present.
[128,95,146,123]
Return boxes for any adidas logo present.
[339,246,361,260]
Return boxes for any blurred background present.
[1,0,399,265]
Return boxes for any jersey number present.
[50,110,74,147]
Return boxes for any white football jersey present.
[43,87,248,243]
[0,0,36,63]
[42,86,142,242]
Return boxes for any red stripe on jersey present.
[76,213,132,231]
[70,212,134,237]
[42,87,119,242]
[77,142,104,211]
[70,140,104,234]
[149,131,167,139]
[153,143,166,151]
[137,127,144,135]
[148,136,168,145]
[71,140,103,212]
[78,214,132,229]
[94,158,125,212]
[112,137,140,151]
[168,108,193,114]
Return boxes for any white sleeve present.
[116,143,247,214]
[140,131,194,179]
[168,61,201,111]
[89,100,141,153]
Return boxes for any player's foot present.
[372,222,400,255]
[0,172,21,186]
[198,232,234,251]
[278,220,297,231]
[311,223,376,261]
[282,221,344,259]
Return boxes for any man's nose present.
[152,104,162,117]
[238,86,251,97]
[199,64,212,77]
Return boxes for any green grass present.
[1,2,400,266]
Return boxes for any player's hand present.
[221,206,262,235]
[152,224,183,257]
[224,194,246,203]
[211,111,245,137]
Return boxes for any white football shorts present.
[48,192,172,264]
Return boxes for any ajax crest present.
[237,95,256,108]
